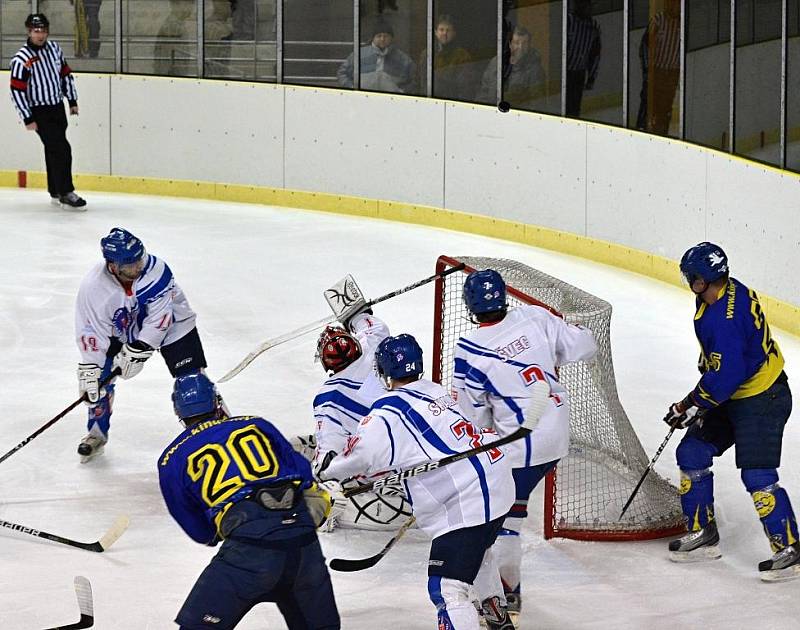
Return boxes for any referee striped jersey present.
[648,11,681,70]
[567,13,601,83]
[9,39,78,124]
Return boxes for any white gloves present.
[318,480,348,533]
[113,342,154,380]
[77,363,103,403]
[313,449,337,480]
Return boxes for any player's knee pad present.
[428,576,477,629]
[741,468,779,494]
[676,436,716,471]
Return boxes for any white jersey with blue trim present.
[75,255,197,366]
[323,378,514,539]
[452,304,597,468]
[312,313,390,459]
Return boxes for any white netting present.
[433,256,684,539]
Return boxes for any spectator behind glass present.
[417,14,473,100]
[566,0,601,117]
[337,20,416,93]
[478,25,544,109]
[636,0,680,135]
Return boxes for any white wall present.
[1,72,798,307]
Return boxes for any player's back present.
[159,415,310,513]
[370,379,514,537]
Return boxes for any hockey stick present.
[619,425,677,520]
[342,380,551,498]
[0,371,119,466]
[218,263,467,383]
[329,515,416,572]
[0,514,129,552]
[44,575,94,629]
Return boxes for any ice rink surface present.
[0,188,797,629]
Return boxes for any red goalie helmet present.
[316,326,362,374]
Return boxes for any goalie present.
[292,275,412,531]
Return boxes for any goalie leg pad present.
[335,489,413,531]
[428,576,480,630]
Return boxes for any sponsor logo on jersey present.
[202,614,221,624]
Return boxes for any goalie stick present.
[618,424,678,520]
[0,370,119,466]
[44,575,94,630]
[341,380,551,498]
[0,514,129,553]
[218,263,467,383]
[329,515,416,572]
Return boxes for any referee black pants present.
[32,104,74,197]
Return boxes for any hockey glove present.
[313,450,338,480]
[113,341,154,380]
[303,482,334,529]
[77,363,103,404]
[663,395,707,429]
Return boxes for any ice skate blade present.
[669,545,722,563]
[61,202,88,213]
[760,564,800,583]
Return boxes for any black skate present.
[668,520,721,562]
[759,544,800,582]
[78,433,106,463]
[59,191,87,211]
[504,591,520,625]
[481,596,516,630]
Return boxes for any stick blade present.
[522,381,551,430]
[329,555,382,572]
[74,576,94,618]
[98,514,129,551]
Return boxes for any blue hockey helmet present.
[101,228,145,266]
[680,242,729,285]
[462,269,507,315]
[172,372,218,423]
[375,334,424,385]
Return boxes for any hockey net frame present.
[432,255,685,541]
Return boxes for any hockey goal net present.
[432,255,685,541]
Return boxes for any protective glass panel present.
[28,0,116,71]
[1,1,35,67]
[734,0,782,165]
[567,0,623,125]
[122,0,199,76]
[204,0,278,81]
[628,0,682,137]
[430,1,497,103]
[502,0,563,115]
[284,0,352,88]
[788,0,800,171]
[353,0,424,95]
[685,0,730,150]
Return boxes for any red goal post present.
[432,255,685,541]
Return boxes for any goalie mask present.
[316,326,362,375]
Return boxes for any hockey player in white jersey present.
[75,227,208,462]
[453,269,598,622]
[320,333,517,630]
[311,313,412,531]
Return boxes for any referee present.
[9,13,87,210]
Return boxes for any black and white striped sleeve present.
[55,42,78,106]
[9,55,33,124]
